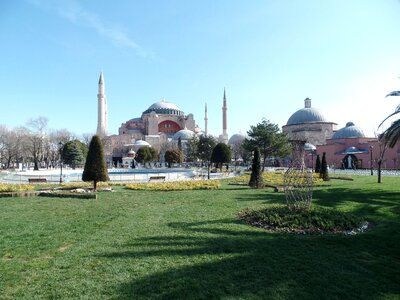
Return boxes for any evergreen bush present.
[315,154,321,173]
[249,147,264,188]
[320,152,329,181]
[82,135,109,190]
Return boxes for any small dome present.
[143,99,184,116]
[127,149,135,157]
[304,143,316,151]
[344,146,359,153]
[228,133,248,144]
[172,129,194,141]
[134,140,151,147]
[332,122,365,139]
[286,98,327,125]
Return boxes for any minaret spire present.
[204,102,208,136]
[221,88,228,143]
[97,72,108,137]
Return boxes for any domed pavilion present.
[282,98,337,146]
[317,121,376,169]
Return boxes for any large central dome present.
[143,99,184,116]
[286,98,326,125]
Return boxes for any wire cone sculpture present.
[283,140,314,211]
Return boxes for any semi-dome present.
[332,122,365,139]
[172,128,194,141]
[286,98,326,125]
[134,140,151,147]
[228,132,248,144]
[143,99,184,116]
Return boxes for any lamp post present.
[59,142,63,184]
[207,143,212,180]
[311,150,315,172]
[370,145,373,176]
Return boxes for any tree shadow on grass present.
[98,217,400,299]
[312,187,400,221]
[234,191,286,205]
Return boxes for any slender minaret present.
[97,72,108,137]
[221,88,228,143]
[204,102,208,136]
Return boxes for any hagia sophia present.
[96,73,400,169]
[96,72,229,166]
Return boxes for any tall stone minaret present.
[221,88,228,143]
[204,102,208,136]
[97,72,108,137]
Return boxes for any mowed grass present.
[0,176,399,299]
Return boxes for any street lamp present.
[207,144,212,180]
[59,142,63,184]
[370,145,373,176]
[311,150,316,172]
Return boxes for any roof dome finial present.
[304,98,311,108]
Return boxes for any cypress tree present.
[82,135,109,190]
[315,154,321,173]
[320,152,329,181]
[249,147,264,188]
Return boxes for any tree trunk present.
[94,180,97,191]
[6,157,11,169]
[262,156,266,172]
[378,160,382,183]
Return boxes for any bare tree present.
[25,117,48,170]
[47,129,74,168]
[0,126,29,169]
[82,133,95,147]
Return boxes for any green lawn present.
[1,176,399,299]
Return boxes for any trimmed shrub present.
[248,147,264,188]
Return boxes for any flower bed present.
[126,180,221,191]
[230,172,323,186]
[0,184,35,193]
[59,182,110,189]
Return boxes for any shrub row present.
[0,191,39,198]
[38,192,97,200]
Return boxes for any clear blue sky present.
[1,0,400,138]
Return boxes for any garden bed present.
[38,192,97,200]
[239,205,369,235]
